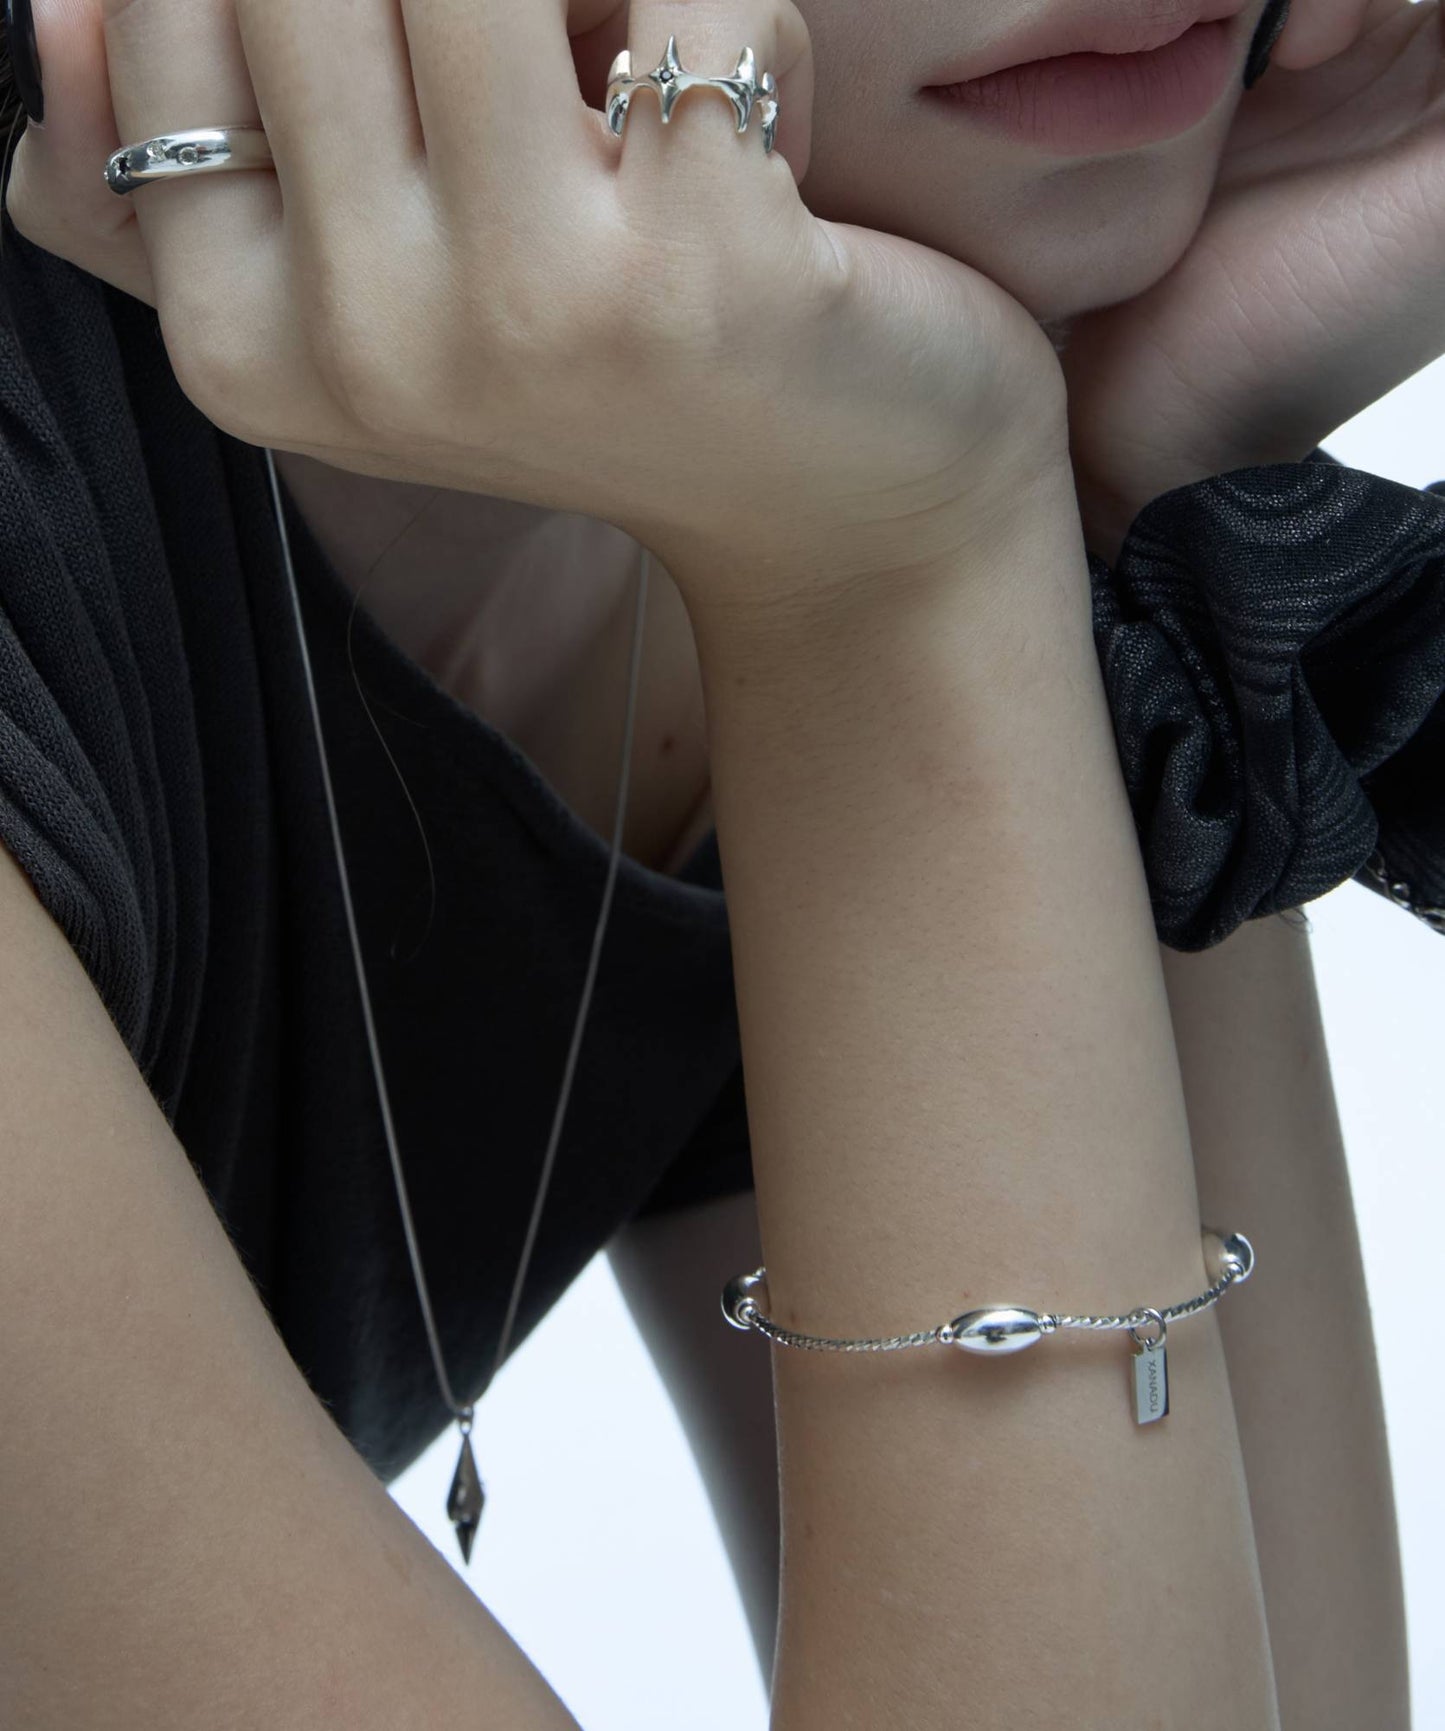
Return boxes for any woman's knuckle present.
[601,230,711,361]
[158,305,269,442]
[461,272,555,373]
[298,278,404,431]
[450,194,599,351]
[313,334,396,433]
[155,294,229,398]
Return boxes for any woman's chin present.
[944,196,1220,365]
[803,136,1224,347]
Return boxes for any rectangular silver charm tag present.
[1133,1340,1169,1424]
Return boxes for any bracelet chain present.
[734,1253,1245,1353]
[1362,848,1445,936]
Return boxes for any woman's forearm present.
[1160,916,1411,1731]
[688,494,1280,1730]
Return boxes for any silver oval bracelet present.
[721,1226,1255,1426]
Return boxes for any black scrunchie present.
[1088,448,1445,952]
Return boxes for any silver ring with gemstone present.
[104,125,274,196]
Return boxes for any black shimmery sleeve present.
[1088,447,1445,950]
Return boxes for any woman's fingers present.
[1269,0,1380,68]
[99,0,280,322]
[232,0,423,236]
[6,0,814,318]
[394,0,594,213]
[2,0,154,303]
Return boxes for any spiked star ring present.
[606,35,781,155]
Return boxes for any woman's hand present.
[3,0,1070,634]
[1060,0,1445,566]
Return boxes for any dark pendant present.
[446,1432,486,1564]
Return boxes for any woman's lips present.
[923,15,1244,156]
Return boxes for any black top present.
[0,207,754,1486]
[4,178,1443,1484]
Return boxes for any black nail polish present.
[1243,0,1292,90]
[4,0,44,127]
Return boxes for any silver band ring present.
[105,34,779,198]
[105,125,273,196]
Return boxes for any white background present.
[390,358,1445,1728]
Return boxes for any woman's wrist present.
[703,480,1279,1728]
[692,505,1209,1312]
[683,460,1091,690]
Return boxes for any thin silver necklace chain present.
[262,446,648,1566]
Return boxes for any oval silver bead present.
[1202,1228,1255,1286]
[721,1267,770,1330]
[946,1307,1045,1354]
